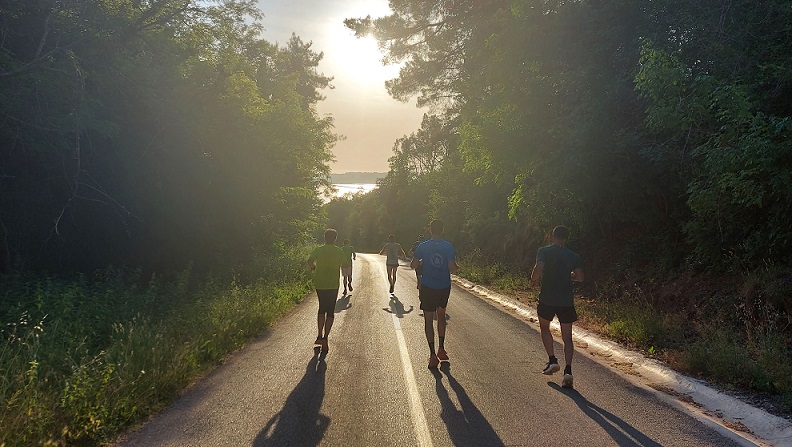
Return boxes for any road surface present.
[116,253,748,447]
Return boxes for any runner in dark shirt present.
[531,225,584,388]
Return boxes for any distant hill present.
[331,172,386,184]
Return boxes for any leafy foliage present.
[0,0,335,274]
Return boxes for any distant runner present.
[379,235,406,294]
[307,229,349,353]
[530,225,584,388]
[411,220,458,369]
[341,239,356,295]
[410,234,426,289]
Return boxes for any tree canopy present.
[0,0,336,273]
[336,0,792,272]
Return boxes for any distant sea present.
[324,183,377,201]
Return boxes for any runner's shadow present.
[252,350,329,447]
[383,295,413,318]
[432,364,506,447]
[335,294,352,313]
[547,382,663,447]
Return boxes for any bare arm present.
[571,267,584,282]
[379,244,386,255]
[449,259,459,274]
[307,258,316,271]
[530,261,544,284]
[410,257,420,270]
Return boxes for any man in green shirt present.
[308,229,349,353]
[341,239,356,295]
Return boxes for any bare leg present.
[539,317,555,358]
[424,310,436,354]
[560,322,574,367]
[324,315,335,338]
[436,306,447,339]
[317,314,325,339]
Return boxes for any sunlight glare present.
[333,33,401,87]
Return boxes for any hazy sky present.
[257,0,425,173]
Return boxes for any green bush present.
[0,247,312,447]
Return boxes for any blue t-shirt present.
[413,239,455,289]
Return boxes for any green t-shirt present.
[309,244,348,290]
[341,245,355,261]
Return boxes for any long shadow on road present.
[432,363,506,447]
[335,293,352,313]
[548,382,663,447]
[383,294,413,318]
[252,349,329,447]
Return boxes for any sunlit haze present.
[259,0,425,173]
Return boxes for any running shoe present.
[314,337,323,346]
[562,373,574,389]
[349,284,353,291]
[320,337,329,353]
[436,348,449,361]
[542,362,560,375]
[389,284,394,293]
[428,354,440,369]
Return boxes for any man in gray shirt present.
[531,225,584,388]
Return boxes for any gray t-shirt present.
[383,242,402,265]
[536,244,582,307]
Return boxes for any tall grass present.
[0,246,312,446]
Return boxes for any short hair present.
[388,234,395,242]
[343,239,350,244]
[552,225,569,241]
[324,228,338,244]
[429,219,444,235]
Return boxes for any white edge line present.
[369,254,434,447]
[452,275,792,447]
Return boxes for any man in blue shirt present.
[411,219,459,369]
[531,225,584,388]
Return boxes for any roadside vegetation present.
[1,249,311,446]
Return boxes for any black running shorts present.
[537,301,578,324]
[419,285,451,311]
[316,289,338,314]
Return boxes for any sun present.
[332,33,401,86]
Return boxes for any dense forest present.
[0,0,335,275]
[332,0,792,408]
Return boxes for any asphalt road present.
[116,253,747,447]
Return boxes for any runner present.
[410,234,425,289]
[341,239,356,295]
[307,229,349,353]
[410,220,458,369]
[530,225,584,388]
[379,235,406,294]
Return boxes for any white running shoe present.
[562,373,574,388]
[542,362,560,375]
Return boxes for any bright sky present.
[258,0,425,173]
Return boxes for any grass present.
[456,257,792,413]
[0,246,313,447]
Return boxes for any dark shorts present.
[419,285,451,311]
[537,302,578,324]
[386,262,399,267]
[316,289,338,314]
